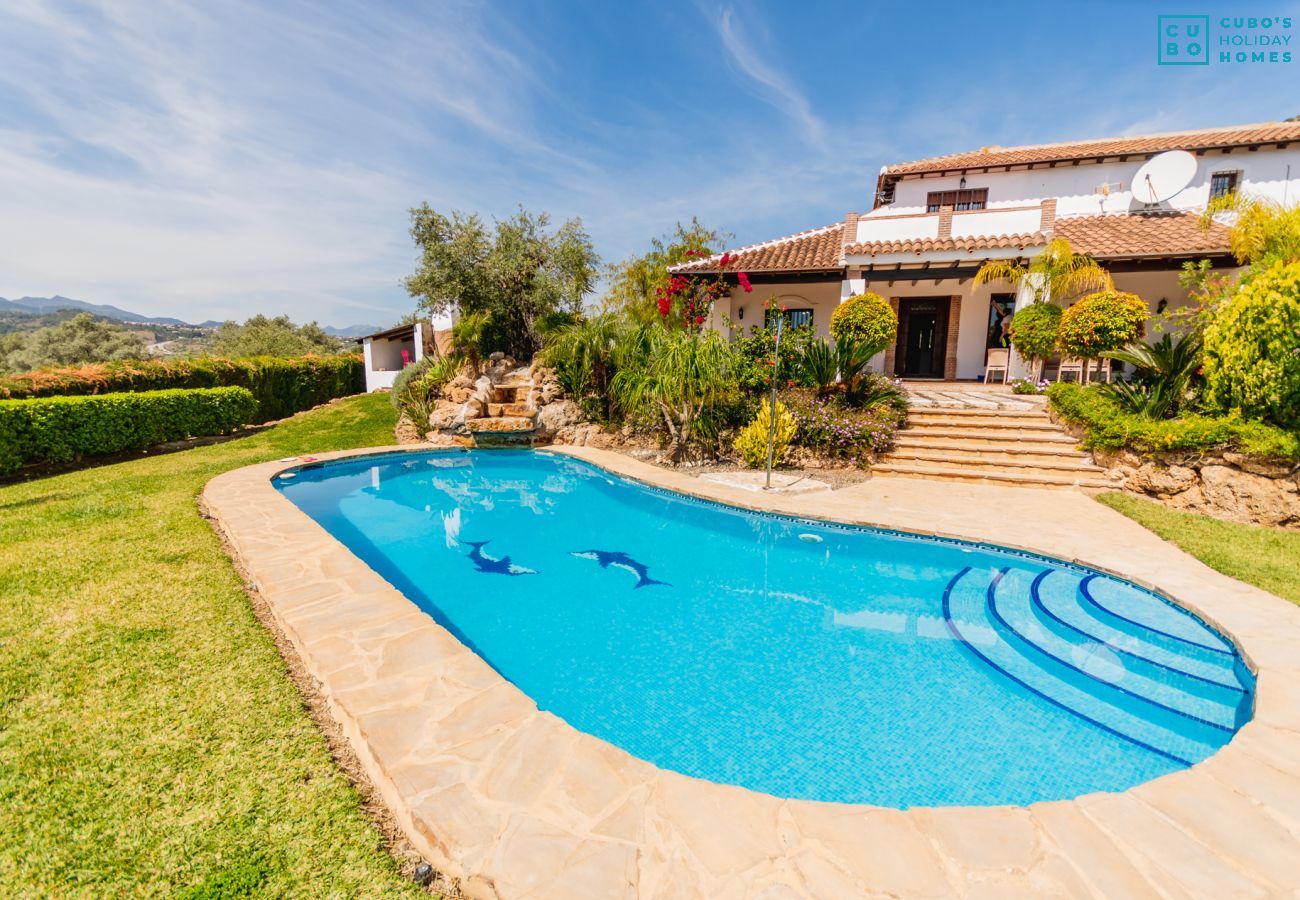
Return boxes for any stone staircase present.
[461,376,537,448]
[874,397,1110,490]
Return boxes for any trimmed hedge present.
[0,354,363,422]
[0,387,258,473]
[830,292,897,356]
[1046,382,1300,461]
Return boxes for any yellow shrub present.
[734,398,797,468]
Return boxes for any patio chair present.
[401,349,411,367]
[982,348,1010,384]
[1089,358,1113,383]
[1057,358,1084,382]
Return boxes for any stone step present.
[465,416,535,433]
[491,387,525,403]
[901,425,1079,444]
[907,413,1058,430]
[906,406,1049,419]
[487,402,533,417]
[893,436,1087,458]
[885,449,1107,474]
[871,462,1112,490]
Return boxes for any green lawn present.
[1096,492,1300,606]
[0,394,424,897]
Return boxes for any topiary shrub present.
[1057,290,1147,382]
[1203,260,1300,428]
[733,398,797,468]
[1008,302,1062,378]
[829,293,897,357]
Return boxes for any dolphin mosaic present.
[570,550,670,589]
[463,540,537,576]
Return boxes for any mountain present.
[0,295,189,326]
[323,323,386,338]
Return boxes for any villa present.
[676,121,1300,381]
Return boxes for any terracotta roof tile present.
[1053,212,1231,258]
[844,233,1046,256]
[669,224,843,273]
[883,122,1300,176]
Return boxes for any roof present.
[844,232,1046,257]
[882,121,1300,176]
[668,223,844,274]
[1053,212,1231,259]
[354,322,417,343]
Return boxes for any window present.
[926,188,988,212]
[987,294,1016,349]
[766,307,814,330]
[1209,171,1240,199]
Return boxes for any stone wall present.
[1092,445,1300,529]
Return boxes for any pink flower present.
[738,271,752,293]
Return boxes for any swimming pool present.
[276,449,1254,808]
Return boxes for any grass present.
[0,393,424,897]
[1096,491,1300,606]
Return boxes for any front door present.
[896,298,948,378]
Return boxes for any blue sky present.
[0,0,1295,327]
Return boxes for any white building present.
[674,121,1300,381]
[357,318,453,392]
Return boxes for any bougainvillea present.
[655,250,751,329]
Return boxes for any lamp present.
[959,175,967,189]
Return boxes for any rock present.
[1199,464,1300,527]
[428,400,464,430]
[1126,462,1198,497]
[534,399,584,439]
[462,397,485,420]
[540,382,564,404]
[1222,451,1297,479]
[488,351,505,361]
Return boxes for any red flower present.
[657,297,670,316]
[719,252,732,267]
[695,315,705,325]
[737,271,752,293]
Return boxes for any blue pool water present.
[276,449,1254,808]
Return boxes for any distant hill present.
[323,323,386,338]
[0,296,388,337]
[0,295,189,326]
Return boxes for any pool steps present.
[943,565,1251,766]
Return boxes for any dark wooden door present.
[896,298,948,378]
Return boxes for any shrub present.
[1010,377,1049,395]
[1057,290,1147,379]
[800,339,837,395]
[829,292,897,356]
[1046,382,1300,460]
[733,398,797,468]
[391,355,461,435]
[1202,261,1300,428]
[733,324,816,393]
[1008,302,1062,374]
[1102,332,1203,419]
[785,391,904,465]
[0,355,362,423]
[845,372,909,412]
[0,387,258,473]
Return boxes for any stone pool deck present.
[202,445,1300,898]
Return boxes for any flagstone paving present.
[203,445,1300,898]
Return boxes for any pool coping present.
[202,445,1300,898]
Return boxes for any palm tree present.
[610,327,737,463]
[1200,193,1300,266]
[974,238,1114,305]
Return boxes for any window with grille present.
[1209,171,1239,199]
[926,188,988,212]
[766,307,814,330]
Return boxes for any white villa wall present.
[711,281,841,341]
[877,144,1300,218]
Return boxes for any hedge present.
[1046,382,1300,461]
[0,354,363,422]
[0,387,259,474]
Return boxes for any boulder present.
[534,399,584,439]
[428,400,464,430]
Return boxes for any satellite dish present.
[1131,150,1197,204]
